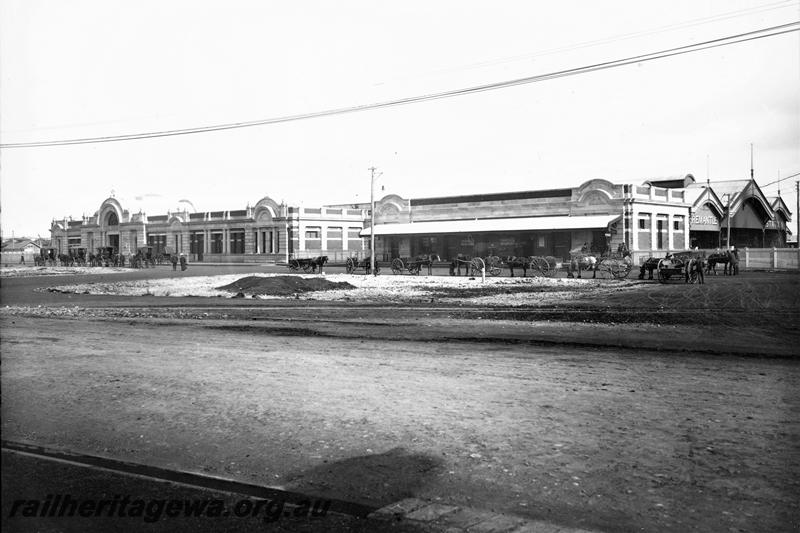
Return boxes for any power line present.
[2,21,798,149]
[760,171,800,189]
[405,0,797,79]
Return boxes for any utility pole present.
[726,194,732,249]
[750,143,754,180]
[369,167,379,276]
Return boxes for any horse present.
[503,256,532,277]
[638,257,660,280]
[450,254,470,276]
[567,245,598,279]
[705,251,730,275]
[309,255,328,273]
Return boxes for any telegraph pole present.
[369,167,378,276]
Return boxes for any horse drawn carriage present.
[345,256,380,275]
[288,256,328,273]
[448,255,501,277]
[390,254,441,275]
[567,244,633,279]
[639,251,705,284]
[500,255,559,277]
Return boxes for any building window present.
[305,227,321,239]
[229,230,245,254]
[639,219,646,230]
[211,232,223,253]
[190,232,204,254]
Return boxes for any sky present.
[1,0,799,238]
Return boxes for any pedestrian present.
[171,254,178,271]
[20,254,25,264]
[730,246,740,275]
[179,253,187,271]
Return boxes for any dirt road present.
[3,312,799,532]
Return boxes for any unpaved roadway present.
[1,267,799,532]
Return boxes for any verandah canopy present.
[360,214,621,237]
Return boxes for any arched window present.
[106,212,119,226]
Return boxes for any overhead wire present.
[403,0,797,79]
[1,21,798,149]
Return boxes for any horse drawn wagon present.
[501,255,558,277]
[567,244,632,279]
[288,256,328,273]
[390,254,443,275]
[345,256,380,275]
[639,251,705,284]
[448,255,502,277]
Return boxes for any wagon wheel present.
[486,256,502,276]
[345,257,356,274]
[656,259,670,283]
[603,258,632,279]
[288,259,300,271]
[530,256,549,277]
[302,262,314,273]
[391,258,404,275]
[688,268,699,284]
[469,257,485,277]
[543,256,559,277]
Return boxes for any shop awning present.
[360,214,621,236]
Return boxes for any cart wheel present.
[688,268,699,284]
[469,257,485,277]
[289,259,299,271]
[605,259,632,279]
[345,257,355,274]
[485,256,502,276]
[656,259,669,283]
[529,256,547,277]
[391,258,404,275]
[302,263,313,273]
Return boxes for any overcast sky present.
[1,0,798,238]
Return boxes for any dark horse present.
[503,256,532,277]
[309,255,328,273]
[706,249,739,275]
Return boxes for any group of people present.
[169,254,188,271]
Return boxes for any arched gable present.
[253,196,281,221]
[770,197,792,223]
[575,179,618,203]
[730,181,773,223]
[97,198,125,227]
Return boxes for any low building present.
[362,179,692,264]
[1,238,44,265]
[49,195,368,263]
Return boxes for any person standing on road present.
[179,253,188,271]
[730,246,740,275]
[171,254,178,271]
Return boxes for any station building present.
[49,175,792,265]
[362,178,691,265]
[49,195,368,262]
[651,175,793,249]
[362,175,793,265]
